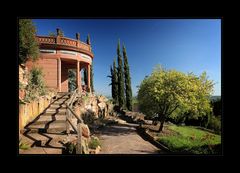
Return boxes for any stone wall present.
[19,93,55,133]
[26,58,59,90]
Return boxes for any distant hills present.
[105,95,221,101]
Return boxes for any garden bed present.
[140,123,221,154]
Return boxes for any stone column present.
[58,58,61,92]
[87,64,91,93]
[77,61,82,93]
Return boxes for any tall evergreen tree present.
[109,65,114,101]
[90,64,94,92]
[86,34,91,45]
[112,59,118,104]
[123,44,133,111]
[84,68,88,85]
[19,19,39,65]
[117,40,125,109]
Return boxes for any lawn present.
[155,124,221,154]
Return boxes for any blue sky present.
[33,19,221,96]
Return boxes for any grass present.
[156,124,221,154]
[19,140,30,150]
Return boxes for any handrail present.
[66,118,77,132]
[66,105,83,123]
[65,88,84,154]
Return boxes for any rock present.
[74,94,114,125]
[19,65,28,87]
[85,104,92,110]
[95,145,101,154]
[19,89,26,100]
[97,95,108,103]
[89,146,101,154]
[98,102,106,111]
[107,103,114,114]
[117,119,126,124]
[82,124,90,138]
[68,132,90,154]
[89,149,96,154]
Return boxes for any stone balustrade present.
[36,35,93,57]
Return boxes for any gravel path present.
[94,123,164,154]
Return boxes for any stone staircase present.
[19,92,78,154]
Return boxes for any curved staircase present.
[19,92,78,154]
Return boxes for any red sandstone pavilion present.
[26,28,94,93]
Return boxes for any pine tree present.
[90,64,94,92]
[117,40,125,109]
[123,44,133,111]
[112,59,118,104]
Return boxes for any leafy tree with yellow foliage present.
[138,65,214,132]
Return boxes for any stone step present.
[26,127,66,134]
[46,108,67,111]
[49,104,67,108]
[31,120,66,125]
[57,92,70,96]
[38,115,66,121]
[41,112,66,116]
[52,100,69,104]
[45,108,67,113]
[28,121,66,129]
[19,133,79,154]
[57,96,70,99]
[27,122,67,133]
[20,133,65,150]
[54,96,69,100]
[62,96,70,99]
[19,147,62,154]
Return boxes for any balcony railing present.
[36,36,92,53]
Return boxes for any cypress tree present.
[117,40,125,109]
[123,44,133,111]
[113,59,118,104]
[84,68,88,85]
[86,34,91,45]
[90,64,94,92]
[109,65,114,100]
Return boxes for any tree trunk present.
[158,115,165,132]
[158,120,164,132]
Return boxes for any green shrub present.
[19,140,30,150]
[88,136,101,149]
[19,82,25,90]
[63,142,76,154]
[24,67,48,102]
[211,98,221,117]
[82,112,95,124]
[208,115,221,134]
